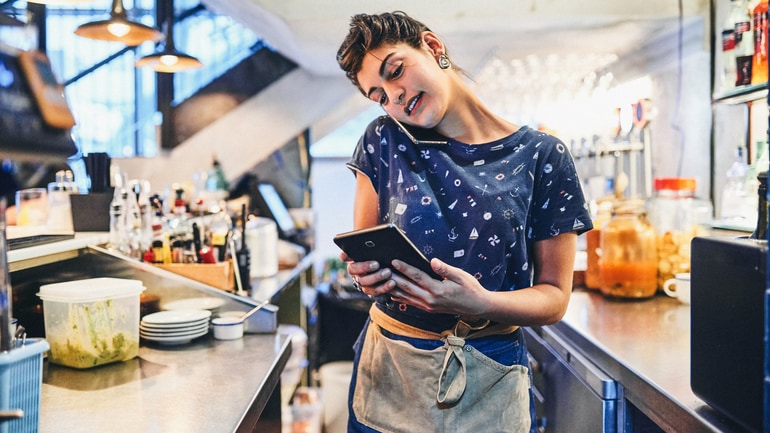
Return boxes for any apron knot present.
[437,334,468,405]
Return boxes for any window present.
[0,0,260,158]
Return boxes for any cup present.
[211,317,244,340]
[15,188,49,226]
[663,272,691,305]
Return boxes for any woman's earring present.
[438,54,451,70]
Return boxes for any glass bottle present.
[732,0,754,86]
[750,171,768,240]
[752,0,769,84]
[599,201,658,300]
[108,187,129,255]
[721,145,754,223]
[722,0,739,91]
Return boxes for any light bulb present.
[107,22,130,38]
[159,55,179,66]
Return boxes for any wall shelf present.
[713,83,768,104]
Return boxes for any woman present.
[336,11,592,432]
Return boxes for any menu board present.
[0,45,77,163]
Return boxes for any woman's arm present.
[352,172,379,230]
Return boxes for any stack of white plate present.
[161,297,225,312]
[140,309,212,345]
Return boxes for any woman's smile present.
[405,92,423,116]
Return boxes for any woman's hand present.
[388,258,491,317]
[341,249,492,317]
[340,250,394,295]
[381,232,578,326]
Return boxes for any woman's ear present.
[422,31,445,57]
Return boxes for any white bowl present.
[211,317,244,340]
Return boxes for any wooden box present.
[155,261,235,292]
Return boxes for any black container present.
[690,236,766,433]
[69,191,112,232]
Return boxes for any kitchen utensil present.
[240,299,271,322]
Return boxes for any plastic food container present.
[37,278,145,369]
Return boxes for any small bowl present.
[211,317,244,340]
[219,310,249,332]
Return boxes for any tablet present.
[333,224,441,279]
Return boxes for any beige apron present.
[352,306,532,433]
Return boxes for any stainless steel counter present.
[40,332,291,433]
[554,289,749,432]
[4,236,311,433]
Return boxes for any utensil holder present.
[0,339,49,433]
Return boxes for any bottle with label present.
[752,0,769,84]
[733,0,754,86]
[722,2,738,91]
[108,187,129,255]
[720,145,756,225]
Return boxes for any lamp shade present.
[74,0,162,46]
[135,14,202,73]
[135,49,202,73]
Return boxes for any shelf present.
[712,83,768,104]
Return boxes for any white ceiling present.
[200,0,711,77]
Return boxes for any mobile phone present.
[333,223,441,279]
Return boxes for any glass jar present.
[599,201,658,299]
[585,200,613,290]
[646,178,712,290]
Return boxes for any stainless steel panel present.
[525,326,619,433]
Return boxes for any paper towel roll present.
[246,217,278,278]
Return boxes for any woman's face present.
[356,36,451,129]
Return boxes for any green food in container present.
[38,278,145,369]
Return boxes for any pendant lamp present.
[74,0,163,46]
[135,14,201,73]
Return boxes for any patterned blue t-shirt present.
[347,116,593,332]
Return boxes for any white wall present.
[117,69,358,194]
[309,157,357,269]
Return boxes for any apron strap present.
[436,334,468,405]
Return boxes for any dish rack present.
[0,339,49,433]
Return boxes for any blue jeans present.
[347,320,537,433]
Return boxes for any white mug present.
[663,273,691,305]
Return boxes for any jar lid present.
[37,277,145,302]
[654,177,696,191]
[612,199,647,215]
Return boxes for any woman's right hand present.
[340,251,393,295]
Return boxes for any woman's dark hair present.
[337,11,431,94]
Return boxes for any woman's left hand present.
[387,258,491,317]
